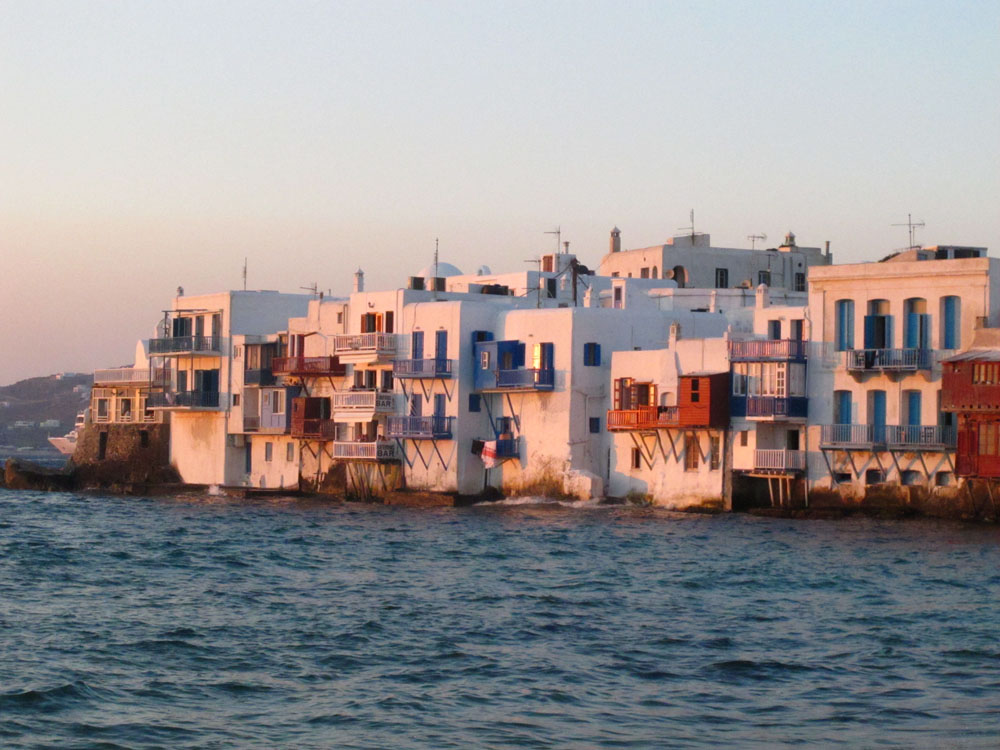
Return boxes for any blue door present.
[870,390,886,442]
[411,331,424,360]
[433,393,446,434]
[835,391,852,424]
[435,330,448,361]
[907,391,921,426]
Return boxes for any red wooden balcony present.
[272,356,347,378]
[942,358,1000,412]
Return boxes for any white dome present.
[416,261,463,278]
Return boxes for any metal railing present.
[845,348,931,371]
[728,339,806,361]
[147,390,221,409]
[93,367,169,385]
[291,418,337,439]
[821,423,883,446]
[496,368,555,389]
[392,358,453,378]
[386,415,454,439]
[884,425,955,448]
[271,356,346,376]
[331,440,398,461]
[243,369,276,386]
[148,336,223,355]
[495,438,519,458]
[331,390,396,411]
[745,395,808,419]
[243,416,260,432]
[754,449,805,471]
[332,333,398,356]
[606,405,680,430]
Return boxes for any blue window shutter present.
[468,394,481,412]
[864,315,876,349]
[412,331,424,360]
[905,313,918,348]
[435,330,447,360]
[595,344,601,367]
[907,391,921,426]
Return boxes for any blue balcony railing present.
[495,438,519,459]
[744,395,808,419]
[496,368,555,389]
[392,358,453,378]
[147,390,221,409]
[846,348,931,372]
[148,336,223,355]
[885,425,955,449]
[386,415,454,439]
[820,424,884,447]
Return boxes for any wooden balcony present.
[331,440,398,461]
[271,356,346,378]
[291,417,336,439]
[728,339,806,362]
[753,449,805,473]
[607,405,680,431]
[332,333,399,363]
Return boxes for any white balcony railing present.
[330,390,396,411]
[332,333,398,357]
[754,449,805,471]
[330,440,398,460]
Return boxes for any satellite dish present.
[664,269,675,279]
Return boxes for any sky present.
[1,0,998,385]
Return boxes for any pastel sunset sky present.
[1,0,997,384]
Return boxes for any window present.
[690,378,700,403]
[768,320,781,340]
[140,431,149,448]
[740,430,748,447]
[337,311,344,324]
[904,298,930,349]
[233,393,241,407]
[589,417,600,434]
[795,272,806,292]
[834,391,852,424]
[715,268,729,289]
[613,287,623,309]
[791,319,804,341]
[480,351,491,370]
[941,296,960,349]
[757,270,771,286]
[545,278,557,298]
[732,365,747,395]
[684,435,700,470]
[835,299,855,351]
[936,471,953,486]
[381,370,394,391]
[265,442,273,462]
[834,472,852,484]
[631,448,642,469]
[233,346,242,358]
[583,343,601,367]
[864,299,892,349]
[652,266,658,278]
[97,399,109,420]
[271,390,285,415]
[710,435,720,470]
[119,398,132,419]
[468,394,481,413]
[640,267,649,279]
[900,470,920,486]
[865,469,885,485]
[286,443,295,462]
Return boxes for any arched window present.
[834,299,854,351]
[940,296,961,349]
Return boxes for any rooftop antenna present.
[300,282,319,296]
[544,226,561,253]
[678,209,696,240]
[892,213,925,249]
[433,237,439,301]
[242,257,247,291]
[524,257,542,308]
[747,233,767,250]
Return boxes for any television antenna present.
[544,226,561,253]
[892,213,925,249]
[678,210,696,240]
[242,257,247,291]
[300,282,319,296]
[747,233,767,250]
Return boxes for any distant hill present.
[0,374,93,450]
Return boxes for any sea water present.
[2,490,1000,749]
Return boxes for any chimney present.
[353,268,364,293]
[610,227,621,254]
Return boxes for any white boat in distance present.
[48,412,86,456]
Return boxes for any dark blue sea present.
[3,491,1000,749]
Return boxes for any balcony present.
[738,395,808,420]
[728,339,806,362]
[332,333,398,364]
[148,336,223,356]
[330,390,396,420]
[331,440,398,461]
[244,368,276,386]
[493,438,519,459]
[476,368,555,393]
[93,367,170,386]
[884,425,955,450]
[607,405,680,431]
[147,390,222,410]
[752,449,805,473]
[845,348,931,372]
[386,415,454,439]
[393,358,453,378]
[291,417,336,439]
[243,415,260,432]
[271,356,347,378]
